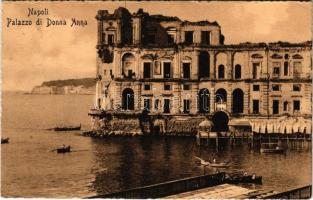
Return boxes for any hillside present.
[41,78,96,87]
[32,78,96,95]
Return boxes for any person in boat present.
[213,158,216,163]
[244,172,248,176]
[252,173,256,180]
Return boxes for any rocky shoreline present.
[81,130,196,138]
[84,113,205,138]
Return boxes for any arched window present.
[198,88,210,113]
[232,89,244,114]
[122,88,134,110]
[218,65,225,79]
[284,54,289,59]
[122,53,135,78]
[215,88,227,103]
[234,64,241,79]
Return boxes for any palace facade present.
[91,7,312,135]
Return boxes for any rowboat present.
[208,161,230,168]
[57,146,71,153]
[260,143,285,154]
[194,156,230,168]
[1,138,9,144]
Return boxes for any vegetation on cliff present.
[41,78,96,88]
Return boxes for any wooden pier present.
[197,131,311,151]
[87,171,311,199]
[88,172,225,199]
[165,183,277,199]
[166,184,311,199]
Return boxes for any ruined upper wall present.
[96,7,222,48]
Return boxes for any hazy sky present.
[2,1,312,91]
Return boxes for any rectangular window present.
[253,85,260,91]
[273,67,280,76]
[163,62,171,78]
[110,70,113,78]
[201,31,210,45]
[164,84,171,90]
[144,99,151,112]
[164,99,170,113]
[183,63,191,78]
[144,84,151,90]
[155,99,159,110]
[143,62,151,78]
[185,31,193,44]
[272,61,281,76]
[252,63,260,79]
[284,61,289,76]
[272,84,280,91]
[284,101,288,111]
[253,100,259,114]
[293,61,302,78]
[293,84,301,91]
[108,34,114,45]
[273,100,279,114]
[183,84,190,90]
[183,99,191,113]
[293,100,300,111]
[127,70,133,79]
[167,34,175,44]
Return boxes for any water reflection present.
[89,137,311,196]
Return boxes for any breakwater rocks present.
[84,114,206,138]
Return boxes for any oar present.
[48,148,58,152]
[194,156,203,161]
[48,146,67,152]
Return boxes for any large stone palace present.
[89,7,312,135]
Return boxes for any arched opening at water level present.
[212,111,229,132]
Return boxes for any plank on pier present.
[165,184,256,199]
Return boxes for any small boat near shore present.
[57,146,71,153]
[208,161,230,168]
[260,143,285,154]
[50,124,81,132]
[1,138,9,144]
[194,156,231,168]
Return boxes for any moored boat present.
[260,143,285,154]
[1,138,9,144]
[57,146,71,153]
[194,156,230,168]
[208,161,231,168]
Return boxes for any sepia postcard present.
[2,1,312,198]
